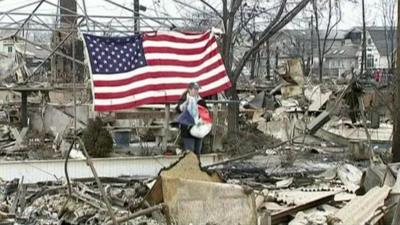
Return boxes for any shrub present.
[81,117,113,157]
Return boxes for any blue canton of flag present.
[83,34,147,74]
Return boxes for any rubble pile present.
[1,151,399,225]
[0,178,167,225]
[217,154,399,225]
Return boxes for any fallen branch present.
[72,192,107,211]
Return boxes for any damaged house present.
[0,34,49,81]
[264,26,397,79]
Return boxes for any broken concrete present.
[145,152,256,225]
[161,177,257,225]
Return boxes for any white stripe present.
[94,64,226,93]
[143,35,213,49]
[146,31,209,40]
[93,54,223,81]
[145,42,218,61]
[94,76,230,106]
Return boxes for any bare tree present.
[312,0,342,82]
[199,0,312,133]
[381,0,396,71]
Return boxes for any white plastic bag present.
[190,123,212,138]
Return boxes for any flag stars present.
[84,34,146,74]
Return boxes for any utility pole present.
[266,39,270,80]
[134,0,139,32]
[390,6,400,225]
[392,0,400,162]
[310,15,314,66]
[360,0,366,76]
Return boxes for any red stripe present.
[94,60,224,87]
[95,71,228,99]
[143,32,210,44]
[143,37,216,55]
[146,48,219,67]
[94,80,232,111]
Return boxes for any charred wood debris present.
[0,58,398,225]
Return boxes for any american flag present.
[82,31,231,111]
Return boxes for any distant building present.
[0,38,15,55]
[265,26,396,78]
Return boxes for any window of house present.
[368,38,372,45]
[7,46,12,53]
[367,54,374,68]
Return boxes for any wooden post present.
[20,91,28,127]
[162,104,170,151]
[212,103,218,151]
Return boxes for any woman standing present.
[176,82,211,155]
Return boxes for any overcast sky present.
[0,0,397,32]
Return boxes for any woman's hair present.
[188,82,200,90]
